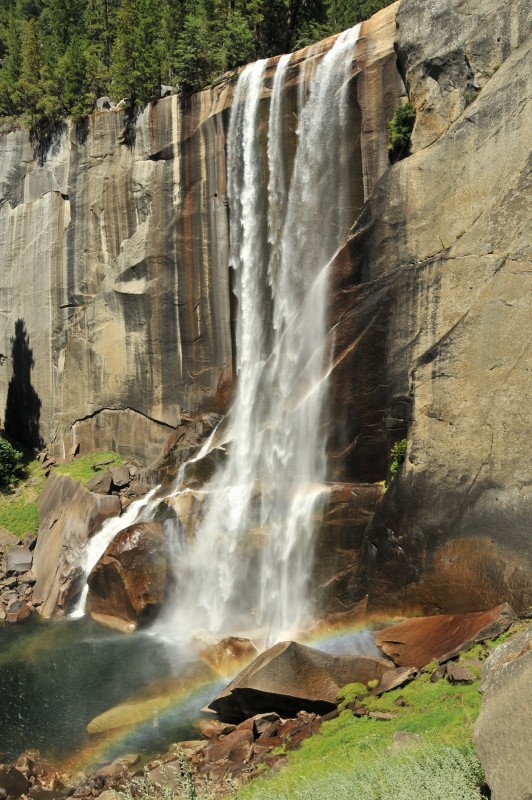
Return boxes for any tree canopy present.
[0,0,391,130]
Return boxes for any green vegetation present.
[389,438,407,480]
[236,656,485,800]
[0,435,23,487]
[0,449,124,537]
[54,450,124,483]
[0,496,39,536]
[0,0,393,133]
[388,100,416,163]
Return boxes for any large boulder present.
[208,640,393,723]
[474,625,532,800]
[87,521,169,630]
[32,473,121,617]
[374,603,516,668]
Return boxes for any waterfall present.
[71,26,361,649]
[161,25,361,646]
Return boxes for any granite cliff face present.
[330,0,532,614]
[0,4,400,465]
[2,0,531,617]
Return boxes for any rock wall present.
[328,0,532,614]
[1,0,530,617]
[0,4,400,466]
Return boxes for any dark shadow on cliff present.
[30,120,68,167]
[4,320,43,450]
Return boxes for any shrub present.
[388,101,416,163]
[0,436,23,487]
[389,438,407,479]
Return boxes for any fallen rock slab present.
[374,604,516,668]
[208,640,393,723]
[373,666,418,696]
[474,624,532,800]
[446,663,474,685]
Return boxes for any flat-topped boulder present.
[374,603,516,668]
[208,640,393,723]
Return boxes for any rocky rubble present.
[0,536,37,624]
[0,610,528,799]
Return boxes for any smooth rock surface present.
[332,0,532,615]
[0,5,399,467]
[474,625,532,800]
[208,640,393,723]
[374,604,516,668]
[32,473,121,617]
[87,521,168,628]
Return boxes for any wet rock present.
[196,719,236,739]
[33,474,121,617]
[6,599,32,623]
[0,766,29,797]
[203,728,254,764]
[194,634,259,677]
[87,521,168,629]
[374,604,516,668]
[208,641,393,723]
[252,712,281,738]
[474,625,532,800]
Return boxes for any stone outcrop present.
[207,640,393,722]
[326,0,532,615]
[474,624,532,800]
[32,473,121,617]
[374,603,516,668]
[86,521,169,630]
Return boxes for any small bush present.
[0,436,23,487]
[388,101,416,163]
[389,439,407,479]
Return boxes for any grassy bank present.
[235,650,489,800]
[0,451,124,539]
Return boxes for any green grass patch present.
[0,496,40,537]
[53,451,124,484]
[237,656,485,800]
[0,450,124,537]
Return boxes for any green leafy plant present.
[389,438,407,480]
[388,101,416,163]
[0,436,23,487]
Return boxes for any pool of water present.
[0,617,221,767]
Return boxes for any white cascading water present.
[71,26,361,648]
[68,487,159,618]
[161,25,362,646]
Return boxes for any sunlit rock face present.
[331,0,532,615]
[0,3,400,466]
